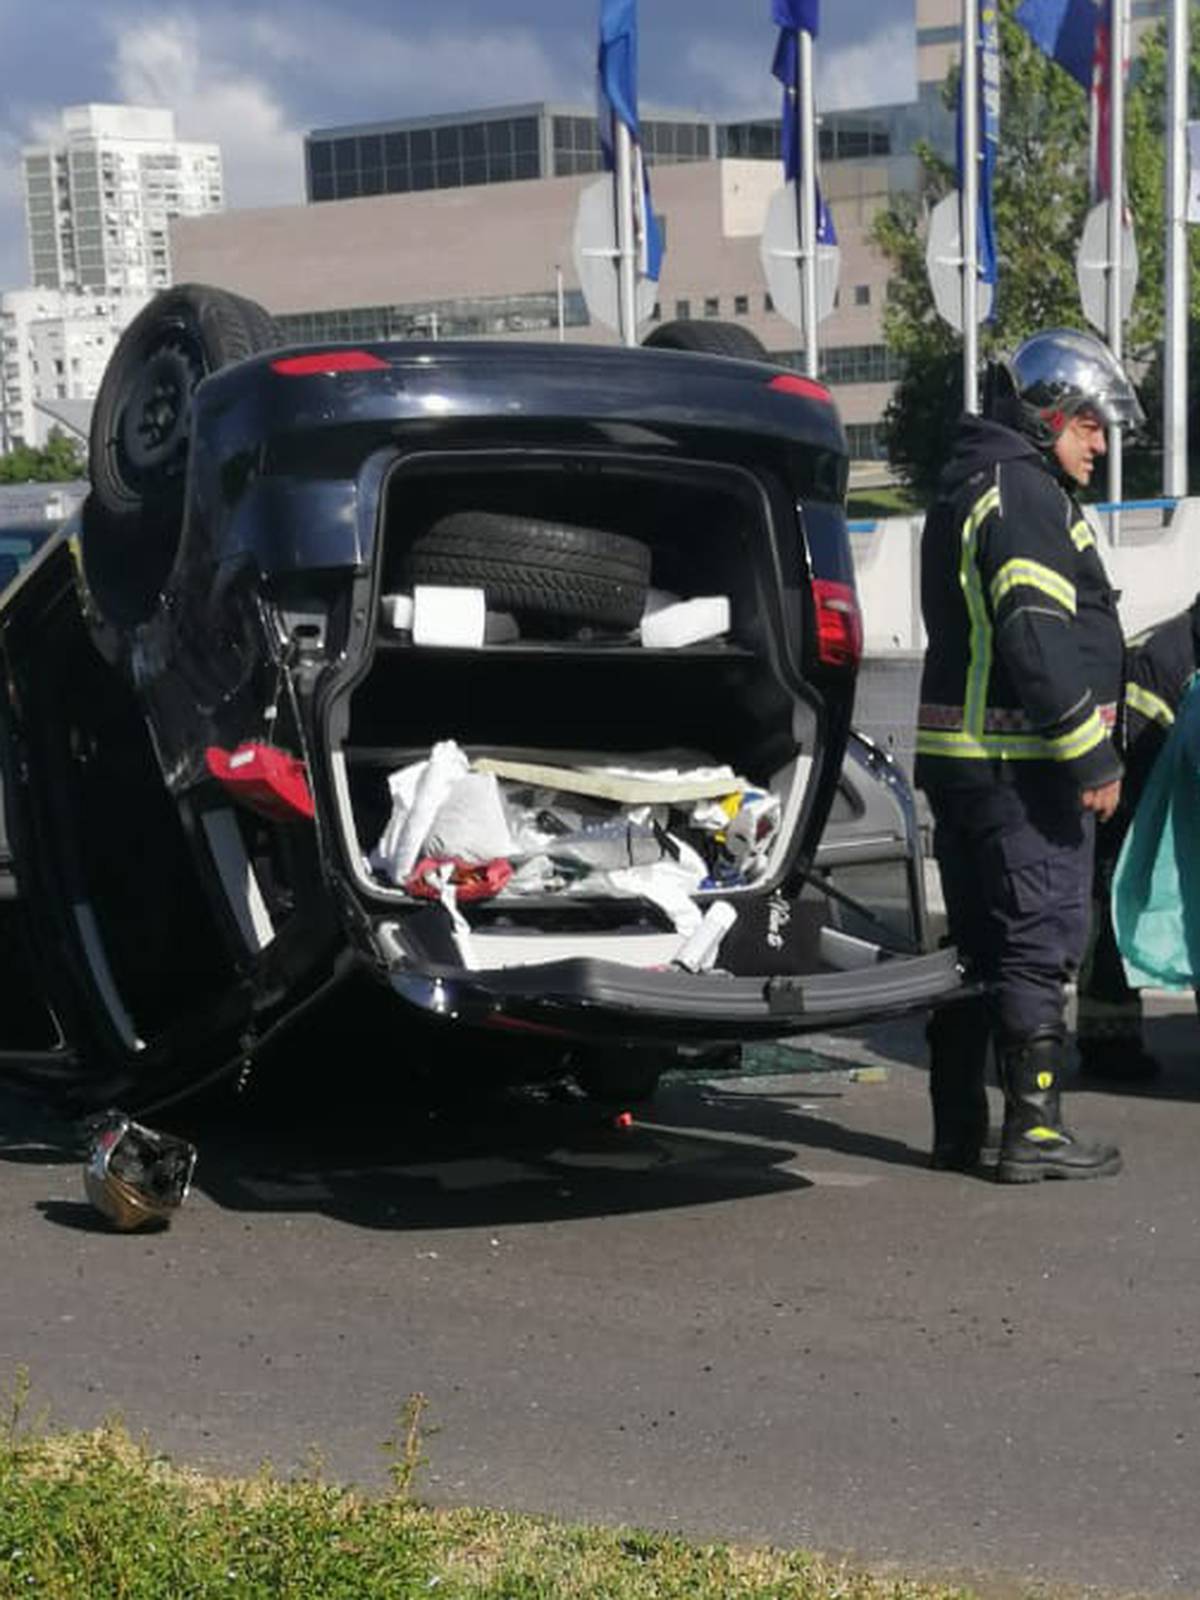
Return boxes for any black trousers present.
[927,774,1094,1042]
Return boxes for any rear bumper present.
[388,944,963,1043]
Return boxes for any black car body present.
[0,291,959,1113]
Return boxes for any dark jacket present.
[1119,599,1200,808]
[915,415,1124,793]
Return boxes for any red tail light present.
[812,578,862,669]
[271,350,389,376]
[768,373,834,404]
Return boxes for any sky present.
[0,0,917,293]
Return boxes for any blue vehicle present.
[0,285,960,1114]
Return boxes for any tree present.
[872,1,1200,501]
[0,429,86,484]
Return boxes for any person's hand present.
[1081,779,1122,822]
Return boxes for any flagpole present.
[1107,0,1126,523]
[962,0,980,413]
[795,26,819,378]
[1165,0,1189,499]
[615,117,637,348]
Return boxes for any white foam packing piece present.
[639,595,731,649]
[413,585,487,648]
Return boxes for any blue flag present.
[772,0,818,33]
[771,4,836,245]
[957,4,1000,307]
[978,7,1000,293]
[597,0,663,280]
[1015,0,1103,87]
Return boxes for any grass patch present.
[0,1409,984,1600]
[846,486,922,520]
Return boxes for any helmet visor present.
[1088,383,1146,433]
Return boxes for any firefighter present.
[916,328,1143,1183]
[1076,596,1200,1079]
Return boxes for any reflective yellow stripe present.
[1040,708,1106,761]
[916,729,1042,760]
[960,486,1000,740]
[1125,681,1175,730]
[989,558,1076,615]
[920,484,1107,768]
[1025,1126,1069,1144]
[916,708,1106,764]
[918,729,1072,760]
[1070,518,1095,552]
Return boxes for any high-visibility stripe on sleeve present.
[1040,707,1107,762]
[1125,681,1175,730]
[989,558,1076,616]
[917,708,1109,764]
[1070,519,1095,552]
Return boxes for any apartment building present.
[0,286,149,451]
[23,104,223,295]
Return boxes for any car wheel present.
[84,284,281,623]
[572,1047,664,1105]
[642,320,769,360]
[403,510,652,631]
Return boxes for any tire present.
[84,284,281,623]
[642,320,769,360]
[89,283,281,520]
[403,511,652,631]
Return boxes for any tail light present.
[271,350,389,376]
[812,577,862,669]
[768,373,834,405]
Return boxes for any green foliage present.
[0,1417,980,1600]
[872,1,1200,501]
[0,429,86,484]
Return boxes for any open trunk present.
[320,448,902,1003]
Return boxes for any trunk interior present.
[324,451,835,977]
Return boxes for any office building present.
[174,0,1166,464]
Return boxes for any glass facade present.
[274,288,590,346]
[773,345,905,386]
[308,106,715,201]
[308,114,541,201]
[720,113,892,163]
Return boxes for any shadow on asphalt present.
[0,1066,824,1232]
[649,1076,930,1172]
[6,1001,1192,1232]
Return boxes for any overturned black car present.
[0,285,960,1115]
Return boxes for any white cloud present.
[103,4,581,210]
[243,4,581,119]
[681,20,915,118]
[818,23,916,114]
[109,14,304,208]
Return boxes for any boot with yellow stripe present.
[996,1029,1121,1183]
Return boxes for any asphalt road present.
[2,1002,1199,1598]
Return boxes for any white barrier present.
[852,499,1200,655]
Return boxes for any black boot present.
[996,1029,1121,1183]
[928,999,990,1171]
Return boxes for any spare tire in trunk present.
[403,511,652,631]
